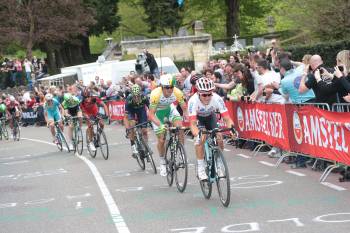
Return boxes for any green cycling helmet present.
[131,84,141,96]
[64,93,72,101]
[0,104,5,112]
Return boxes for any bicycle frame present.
[204,135,219,183]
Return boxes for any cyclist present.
[0,101,6,125]
[44,93,65,143]
[62,93,82,151]
[6,96,21,138]
[188,77,235,180]
[124,84,150,158]
[80,88,109,152]
[148,74,188,176]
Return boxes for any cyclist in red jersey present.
[6,96,21,134]
[80,89,109,151]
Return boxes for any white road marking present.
[2,160,29,165]
[78,155,130,233]
[259,161,275,167]
[0,203,17,208]
[286,170,306,177]
[75,202,82,209]
[236,153,251,159]
[66,193,91,200]
[321,182,346,191]
[224,148,231,152]
[22,138,131,233]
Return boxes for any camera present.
[135,53,150,75]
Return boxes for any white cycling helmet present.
[9,96,15,102]
[45,93,53,101]
[196,77,215,92]
[159,74,176,87]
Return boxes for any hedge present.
[285,40,350,67]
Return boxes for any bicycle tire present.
[76,127,84,155]
[99,130,109,160]
[141,139,157,174]
[215,150,231,207]
[175,143,188,193]
[135,139,146,170]
[56,133,63,151]
[86,128,97,158]
[13,122,20,141]
[199,149,212,199]
[2,123,9,140]
[165,140,174,187]
[60,131,70,153]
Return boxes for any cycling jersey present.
[150,87,185,121]
[80,97,103,116]
[62,96,80,109]
[125,94,149,125]
[188,92,228,121]
[125,94,149,110]
[44,99,61,122]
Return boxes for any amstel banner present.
[230,102,291,151]
[285,105,350,165]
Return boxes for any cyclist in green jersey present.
[62,93,82,151]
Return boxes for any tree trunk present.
[81,36,91,62]
[26,1,34,59]
[54,49,64,69]
[226,0,240,38]
[44,42,58,74]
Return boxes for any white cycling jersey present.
[188,92,228,120]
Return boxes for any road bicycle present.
[10,112,20,141]
[65,116,83,155]
[164,121,189,193]
[54,121,70,153]
[126,121,157,174]
[198,126,237,207]
[86,115,109,160]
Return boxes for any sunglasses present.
[163,86,174,90]
[200,93,213,97]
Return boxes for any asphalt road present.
[1,123,350,233]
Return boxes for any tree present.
[142,0,184,36]
[0,0,95,60]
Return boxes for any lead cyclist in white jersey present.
[188,77,235,180]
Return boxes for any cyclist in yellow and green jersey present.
[148,74,188,177]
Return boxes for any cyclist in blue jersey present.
[44,93,65,143]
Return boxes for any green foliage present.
[89,34,108,54]
[142,0,183,35]
[174,60,194,71]
[84,0,120,36]
[286,40,350,67]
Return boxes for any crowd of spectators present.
[0,57,48,90]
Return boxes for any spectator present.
[227,63,255,101]
[180,67,192,98]
[105,80,119,100]
[299,55,338,106]
[144,49,159,77]
[23,58,33,89]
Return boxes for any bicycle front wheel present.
[56,133,63,151]
[74,127,84,155]
[142,139,157,174]
[98,131,109,160]
[175,143,188,193]
[60,131,70,153]
[2,124,9,140]
[86,129,97,158]
[215,150,231,207]
[13,122,20,141]
[165,141,174,187]
[136,140,146,170]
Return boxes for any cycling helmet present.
[190,73,202,85]
[131,84,141,96]
[9,96,15,102]
[160,74,176,87]
[45,93,53,101]
[0,104,5,112]
[63,93,72,101]
[196,77,215,92]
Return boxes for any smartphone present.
[338,66,344,72]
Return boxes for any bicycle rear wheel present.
[86,129,97,158]
[215,150,231,207]
[199,152,212,199]
[142,139,157,174]
[175,143,188,193]
[165,141,174,186]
